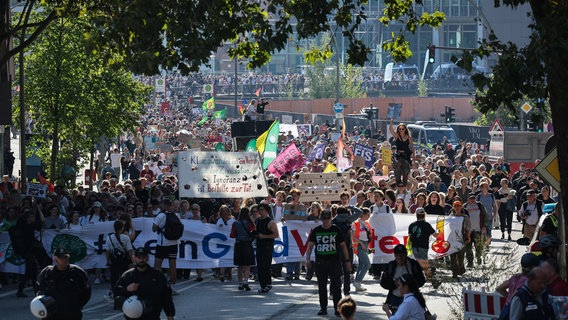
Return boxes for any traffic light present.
[526,119,535,131]
[365,109,372,120]
[441,106,455,123]
[428,45,436,64]
[447,107,455,122]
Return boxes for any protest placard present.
[177,151,268,198]
[295,172,350,202]
[283,204,308,221]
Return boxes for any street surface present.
[1,225,527,320]
[4,133,528,319]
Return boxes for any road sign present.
[535,147,560,192]
[333,102,344,113]
[521,102,533,114]
[489,119,504,135]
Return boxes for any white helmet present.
[122,295,144,319]
[30,295,56,319]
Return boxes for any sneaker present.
[508,235,512,241]
[94,278,101,285]
[219,277,225,282]
[285,276,293,280]
[243,283,251,291]
[195,277,203,282]
[317,309,328,316]
[238,284,244,291]
[258,287,270,294]
[355,285,367,292]
[294,276,300,280]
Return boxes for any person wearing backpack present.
[507,267,555,320]
[104,220,133,303]
[518,189,544,240]
[152,198,183,295]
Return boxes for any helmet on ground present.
[520,253,539,269]
[122,295,144,319]
[30,295,56,319]
[539,234,561,249]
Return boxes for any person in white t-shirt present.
[109,148,122,180]
[152,199,180,294]
[216,205,236,282]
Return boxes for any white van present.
[430,62,487,80]
[407,121,459,152]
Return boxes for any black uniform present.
[115,266,175,320]
[309,224,346,312]
[36,264,91,320]
[255,216,275,291]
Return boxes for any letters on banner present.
[0,215,463,273]
[177,151,268,198]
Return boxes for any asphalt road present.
[1,224,527,320]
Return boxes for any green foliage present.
[20,15,150,180]
[417,79,429,97]
[379,0,445,63]
[341,64,366,99]
[2,0,371,74]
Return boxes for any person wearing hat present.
[408,208,439,283]
[379,244,425,316]
[305,210,352,316]
[115,247,175,320]
[518,189,544,239]
[36,247,91,319]
[448,200,471,280]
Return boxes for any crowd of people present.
[0,94,564,319]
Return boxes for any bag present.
[506,197,516,212]
[109,234,129,262]
[160,212,184,240]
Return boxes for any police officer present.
[305,210,352,317]
[115,247,175,320]
[36,247,92,319]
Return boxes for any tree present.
[16,15,149,182]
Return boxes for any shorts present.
[412,247,429,260]
[234,241,255,266]
[155,244,178,260]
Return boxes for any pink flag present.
[336,138,354,172]
[255,87,261,97]
[267,143,305,178]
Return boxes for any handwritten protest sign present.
[295,172,350,202]
[27,183,47,199]
[177,151,268,198]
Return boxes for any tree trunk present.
[50,120,59,183]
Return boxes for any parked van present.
[407,121,459,152]
[430,62,487,80]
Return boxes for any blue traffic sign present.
[333,103,344,113]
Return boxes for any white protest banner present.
[368,213,464,263]
[0,217,463,273]
[27,183,47,198]
[177,151,268,198]
[295,172,350,202]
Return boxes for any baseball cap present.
[468,193,476,199]
[134,247,149,257]
[415,207,426,215]
[520,253,539,269]
[53,247,70,258]
[527,189,537,195]
[92,201,102,208]
[393,244,406,255]
[321,211,332,219]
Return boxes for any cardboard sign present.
[27,183,47,199]
[283,204,308,221]
[295,172,350,202]
[382,147,392,165]
[353,156,366,168]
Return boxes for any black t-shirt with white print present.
[308,225,345,261]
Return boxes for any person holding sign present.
[389,119,414,186]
